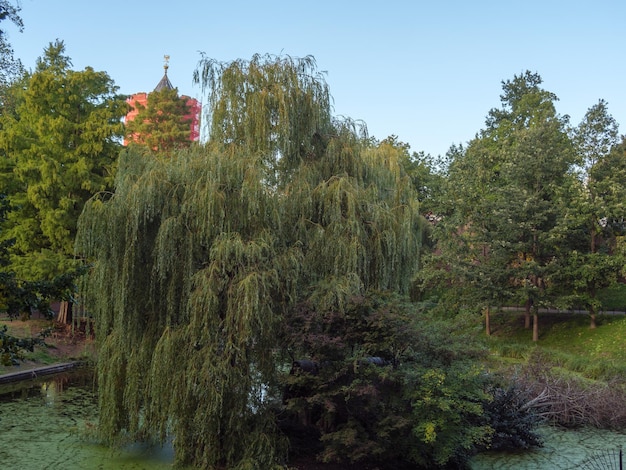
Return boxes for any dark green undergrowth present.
[598,283,626,311]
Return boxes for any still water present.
[2,369,625,469]
[470,425,626,469]
[0,369,175,470]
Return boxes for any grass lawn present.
[484,310,626,380]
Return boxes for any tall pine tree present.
[0,40,127,279]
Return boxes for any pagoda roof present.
[154,72,174,92]
[154,55,175,91]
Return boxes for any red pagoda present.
[124,56,201,145]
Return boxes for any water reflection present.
[0,369,176,470]
[41,373,72,406]
[3,370,625,469]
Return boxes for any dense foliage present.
[0,40,127,279]
[282,293,491,468]
[0,194,81,318]
[72,55,507,470]
[0,193,82,364]
[1,8,623,462]
[481,383,543,451]
[424,71,626,340]
[556,100,626,328]
[124,87,194,153]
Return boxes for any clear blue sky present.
[5,0,626,157]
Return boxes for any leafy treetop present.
[0,40,127,279]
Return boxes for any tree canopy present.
[555,100,626,327]
[426,71,576,340]
[73,54,502,469]
[124,87,194,153]
[194,53,334,184]
[0,40,127,279]
[0,0,23,94]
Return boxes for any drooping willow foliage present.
[194,53,333,180]
[75,55,423,469]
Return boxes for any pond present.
[0,368,176,469]
[2,369,625,469]
[470,425,626,469]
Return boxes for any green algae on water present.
[0,371,177,470]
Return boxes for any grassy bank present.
[484,311,626,380]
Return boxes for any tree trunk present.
[591,226,596,254]
[532,312,539,342]
[590,229,597,329]
[485,307,491,336]
[524,298,531,329]
[589,305,597,329]
[57,301,73,325]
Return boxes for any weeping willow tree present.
[194,53,333,183]
[76,54,423,469]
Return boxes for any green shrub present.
[281,292,492,469]
[482,383,543,451]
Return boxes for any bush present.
[0,324,49,366]
[482,383,543,451]
[281,292,492,468]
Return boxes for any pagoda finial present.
[154,55,174,91]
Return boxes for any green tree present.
[0,2,83,356]
[557,100,625,328]
[0,0,24,96]
[124,87,194,153]
[195,53,333,186]
[0,0,24,206]
[0,194,81,365]
[282,292,490,468]
[0,40,127,279]
[496,107,573,341]
[75,55,490,469]
[429,72,574,341]
[424,139,515,335]
[381,135,445,218]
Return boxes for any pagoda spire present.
[154,55,174,92]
